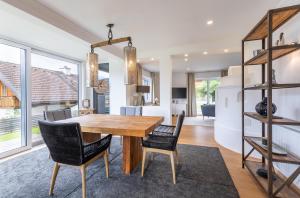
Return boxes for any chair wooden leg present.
[104,150,109,178]
[151,153,155,160]
[141,148,147,177]
[175,148,179,164]
[80,165,86,198]
[49,162,60,196]
[170,152,176,184]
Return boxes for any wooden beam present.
[91,37,131,49]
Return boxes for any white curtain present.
[187,73,197,117]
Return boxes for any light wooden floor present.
[178,124,266,198]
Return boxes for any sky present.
[0,44,78,74]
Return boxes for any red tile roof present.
[0,61,78,105]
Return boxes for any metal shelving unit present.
[242,5,300,198]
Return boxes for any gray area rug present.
[0,138,239,198]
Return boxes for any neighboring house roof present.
[0,61,78,105]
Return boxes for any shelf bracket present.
[273,166,300,196]
[244,148,255,161]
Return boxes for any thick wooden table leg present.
[122,136,142,175]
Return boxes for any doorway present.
[195,79,220,116]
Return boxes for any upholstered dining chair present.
[141,111,185,184]
[38,120,112,198]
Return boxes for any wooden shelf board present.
[244,83,300,90]
[244,160,300,198]
[244,112,300,126]
[244,44,300,65]
[244,136,300,165]
[244,6,300,41]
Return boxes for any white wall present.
[195,71,221,80]
[172,71,221,86]
[109,60,127,115]
[172,72,186,87]
[143,56,172,124]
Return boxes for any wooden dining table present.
[58,114,164,175]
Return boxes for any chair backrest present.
[201,104,215,117]
[173,111,185,138]
[120,106,142,116]
[64,108,72,119]
[44,108,72,121]
[38,120,84,166]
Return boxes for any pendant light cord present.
[107,24,114,45]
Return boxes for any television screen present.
[172,88,187,99]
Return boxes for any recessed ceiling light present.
[203,51,208,55]
[184,54,189,57]
[207,20,214,25]
[151,58,154,61]
[224,49,229,53]
[184,58,188,62]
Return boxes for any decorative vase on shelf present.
[255,97,277,117]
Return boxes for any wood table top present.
[58,114,164,137]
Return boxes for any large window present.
[0,38,81,158]
[31,52,79,143]
[196,79,220,115]
[0,41,28,156]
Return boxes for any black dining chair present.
[44,108,101,145]
[141,111,185,184]
[38,120,112,198]
[152,111,185,137]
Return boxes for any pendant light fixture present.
[86,24,137,87]
[124,38,137,85]
[86,49,98,88]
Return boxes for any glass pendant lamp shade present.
[124,46,137,85]
[86,52,98,87]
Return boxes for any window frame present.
[0,37,83,158]
[0,38,31,158]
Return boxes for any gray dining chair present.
[119,106,143,144]
[43,108,72,121]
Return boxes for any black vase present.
[255,97,277,117]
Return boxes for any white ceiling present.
[3,0,281,72]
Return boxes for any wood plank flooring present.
[178,124,266,198]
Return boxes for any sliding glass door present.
[0,38,81,157]
[196,79,220,115]
[0,40,30,157]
